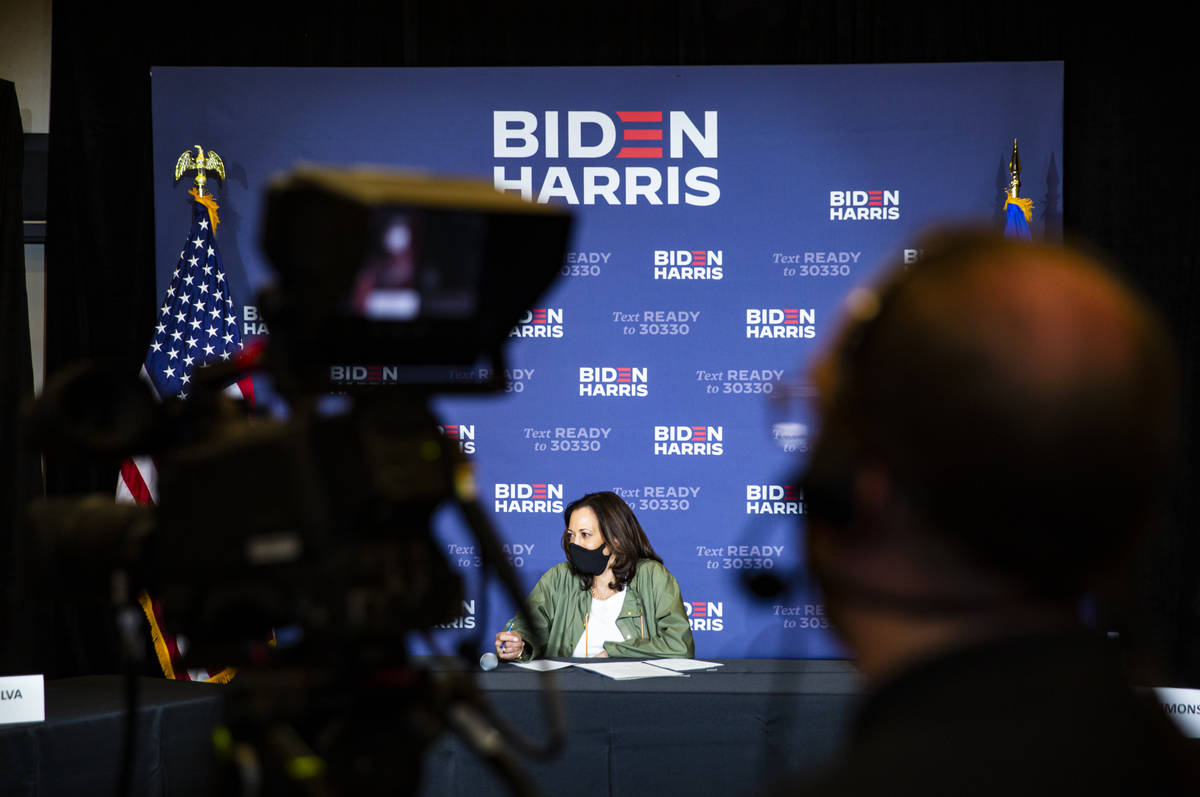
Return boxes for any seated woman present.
[494,491,695,661]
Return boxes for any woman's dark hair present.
[561,491,663,592]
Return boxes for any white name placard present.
[1154,687,1200,738]
[0,675,45,725]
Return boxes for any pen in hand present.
[485,619,519,671]
[500,619,516,652]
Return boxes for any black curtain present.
[40,1,1199,679]
[1,80,42,675]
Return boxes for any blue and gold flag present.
[1003,138,1033,239]
[1004,195,1033,240]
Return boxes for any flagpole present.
[1009,138,1021,199]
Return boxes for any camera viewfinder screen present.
[348,209,484,322]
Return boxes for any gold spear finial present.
[1008,138,1021,199]
[174,145,226,196]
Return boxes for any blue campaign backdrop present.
[151,63,1063,658]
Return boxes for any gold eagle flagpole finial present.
[1008,138,1021,199]
[174,145,226,196]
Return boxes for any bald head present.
[901,243,1150,401]
[808,231,1177,598]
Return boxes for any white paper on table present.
[572,661,688,680]
[647,658,724,672]
[510,660,575,672]
[0,675,45,725]
[1152,687,1200,738]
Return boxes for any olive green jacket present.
[509,560,695,660]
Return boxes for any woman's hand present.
[495,630,525,660]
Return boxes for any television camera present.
[25,167,573,796]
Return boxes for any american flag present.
[117,190,251,682]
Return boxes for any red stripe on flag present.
[616,147,663,158]
[235,375,255,405]
[623,128,663,140]
[119,459,154,505]
[616,111,663,122]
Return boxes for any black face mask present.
[567,543,611,575]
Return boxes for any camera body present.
[30,167,572,670]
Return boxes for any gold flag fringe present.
[189,187,221,230]
[1005,195,1034,225]
[138,589,237,683]
[137,589,177,680]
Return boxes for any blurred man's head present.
[802,230,1177,671]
